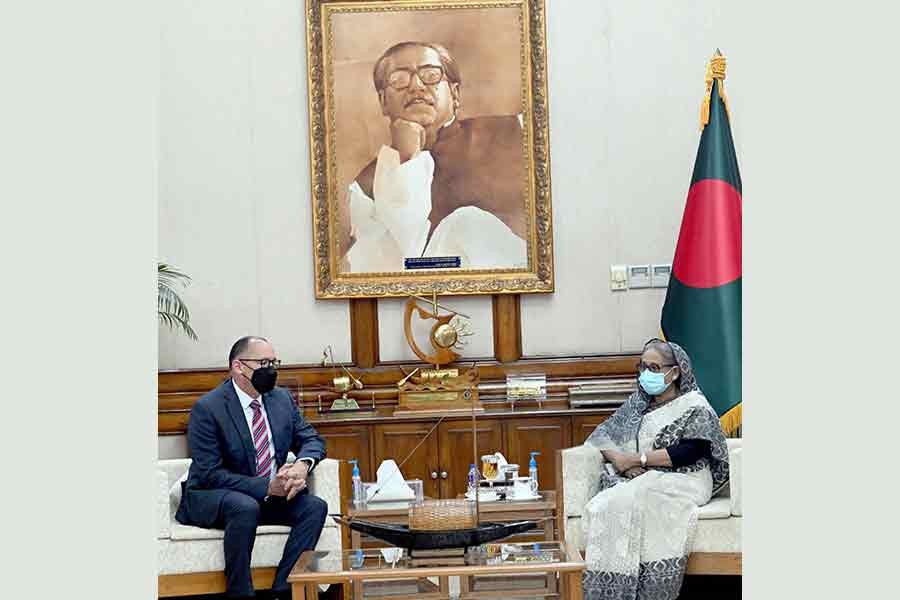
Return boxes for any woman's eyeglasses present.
[637,361,674,374]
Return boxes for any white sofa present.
[558,438,742,575]
[157,457,344,596]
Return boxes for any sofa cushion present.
[170,517,338,541]
[158,523,341,576]
[158,470,171,539]
[564,514,741,554]
[692,516,741,553]
[697,496,731,520]
[170,523,290,541]
[729,447,742,516]
[169,469,189,516]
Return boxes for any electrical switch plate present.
[628,264,652,288]
[610,265,628,291]
[652,264,672,287]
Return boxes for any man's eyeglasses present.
[386,65,445,90]
[637,361,675,374]
[239,358,282,370]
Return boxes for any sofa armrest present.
[157,469,171,539]
[560,445,605,517]
[308,458,341,516]
[729,447,742,516]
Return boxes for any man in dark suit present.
[345,41,528,271]
[175,336,327,599]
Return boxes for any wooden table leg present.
[291,582,305,600]
[305,582,319,600]
[564,571,583,600]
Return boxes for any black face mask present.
[248,365,278,394]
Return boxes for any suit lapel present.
[223,380,257,474]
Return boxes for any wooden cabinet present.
[504,417,571,494]
[373,422,441,498]
[572,414,611,445]
[438,419,504,498]
[316,424,373,481]
[310,411,612,499]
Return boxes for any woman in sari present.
[582,339,729,600]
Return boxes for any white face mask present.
[638,366,675,396]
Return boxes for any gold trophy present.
[395,293,482,415]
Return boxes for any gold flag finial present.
[700,49,731,131]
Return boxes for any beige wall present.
[158,0,744,456]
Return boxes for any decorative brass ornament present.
[396,293,482,415]
[317,345,374,413]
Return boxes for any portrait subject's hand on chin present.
[390,118,426,163]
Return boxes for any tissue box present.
[362,479,423,508]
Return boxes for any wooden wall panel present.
[350,298,379,368]
[492,294,522,363]
[158,354,640,435]
[504,416,572,493]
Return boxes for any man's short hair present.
[228,336,269,366]
[373,42,462,91]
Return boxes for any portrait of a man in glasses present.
[344,41,528,273]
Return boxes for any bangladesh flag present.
[661,53,742,435]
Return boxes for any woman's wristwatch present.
[640,453,648,468]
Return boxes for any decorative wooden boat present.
[335,517,537,551]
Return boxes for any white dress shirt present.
[232,380,315,483]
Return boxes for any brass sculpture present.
[396,293,482,415]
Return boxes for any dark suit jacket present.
[175,379,326,528]
[355,115,526,243]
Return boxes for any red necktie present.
[250,400,272,479]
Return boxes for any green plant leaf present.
[158,261,198,341]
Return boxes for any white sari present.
[582,342,729,600]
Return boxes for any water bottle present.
[349,459,364,508]
[529,452,541,495]
[467,464,479,498]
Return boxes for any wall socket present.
[651,264,672,287]
[610,265,627,291]
[628,264,652,288]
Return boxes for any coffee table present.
[287,540,584,600]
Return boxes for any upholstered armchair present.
[556,438,742,574]
[156,456,343,597]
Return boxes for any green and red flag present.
[661,51,742,435]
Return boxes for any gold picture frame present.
[306,0,553,299]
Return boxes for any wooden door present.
[438,419,504,498]
[373,422,441,498]
[315,424,373,481]
[504,417,572,493]
[572,414,612,446]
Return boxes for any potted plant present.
[158,262,198,341]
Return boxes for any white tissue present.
[489,452,508,480]
[366,459,415,502]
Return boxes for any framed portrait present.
[306,0,554,298]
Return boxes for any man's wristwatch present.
[640,453,647,468]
